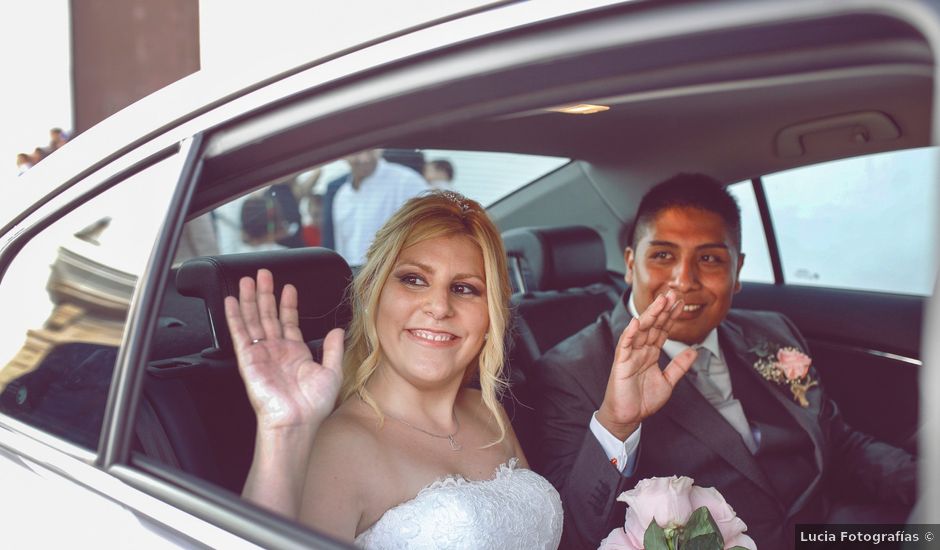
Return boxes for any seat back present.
[174,247,352,358]
[140,247,352,492]
[501,226,621,462]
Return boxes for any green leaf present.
[644,520,671,550]
[679,506,723,548]
[683,533,724,550]
[728,547,751,550]
[748,340,771,357]
[678,507,724,550]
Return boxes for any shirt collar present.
[628,292,722,360]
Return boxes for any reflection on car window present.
[198,148,569,268]
[764,146,938,295]
[0,156,179,449]
[728,181,774,284]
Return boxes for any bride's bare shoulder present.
[315,396,383,453]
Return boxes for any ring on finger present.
[251,338,266,345]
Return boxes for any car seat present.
[501,225,621,464]
[138,247,352,493]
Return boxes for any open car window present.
[183,149,569,268]
[734,146,939,296]
[764,146,938,296]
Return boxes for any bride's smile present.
[375,234,489,387]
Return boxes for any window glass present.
[202,148,569,267]
[763,146,938,295]
[416,149,569,206]
[727,181,774,284]
[0,156,180,449]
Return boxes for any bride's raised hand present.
[224,268,344,432]
[597,290,698,440]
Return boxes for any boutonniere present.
[748,340,818,407]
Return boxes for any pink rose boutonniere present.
[598,476,756,550]
[749,340,818,407]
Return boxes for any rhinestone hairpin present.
[441,190,474,214]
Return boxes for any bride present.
[225,190,687,548]
[224,191,561,547]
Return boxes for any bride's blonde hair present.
[341,191,511,445]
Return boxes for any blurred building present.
[70,0,200,133]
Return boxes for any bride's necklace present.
[384,408,462,451]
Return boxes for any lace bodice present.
[354,458,563,549]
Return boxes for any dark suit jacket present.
[534,294,915,550]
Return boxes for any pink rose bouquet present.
[598,476,756,550]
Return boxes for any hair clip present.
[441,190,474,214]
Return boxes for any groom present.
[532,174,916,550]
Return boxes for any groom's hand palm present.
[599,292,697,439]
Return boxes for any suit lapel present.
[616,293,775,500]
[656,354,778,500]
[719,318,826,515]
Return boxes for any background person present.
[319,149,427,266]
[239,192,289,252]
[49,127,69,150]
[30,146,49,165]
[16,153,32,174]
[301,193,323,246]
[423,158,455,191]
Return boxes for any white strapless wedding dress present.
[354,458,563,549]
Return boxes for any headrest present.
[502,225,607,292]
[176,247,352,357]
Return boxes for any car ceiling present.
[196,5,934,236]
[391,21,932,234]
[392,34,932,175]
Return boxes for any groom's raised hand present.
[596,290,698,440]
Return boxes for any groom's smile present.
[625,206,744,345]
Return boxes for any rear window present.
[195,148,569,267]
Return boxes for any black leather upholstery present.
[503,225,608,293]
[175,247,352,357]
[139,247,352,492]
[500,226,621,464]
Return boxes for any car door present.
[0,139,260,548]
[730,147,935,454]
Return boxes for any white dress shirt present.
[333,159,427,266]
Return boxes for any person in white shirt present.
[331,149,427,266]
